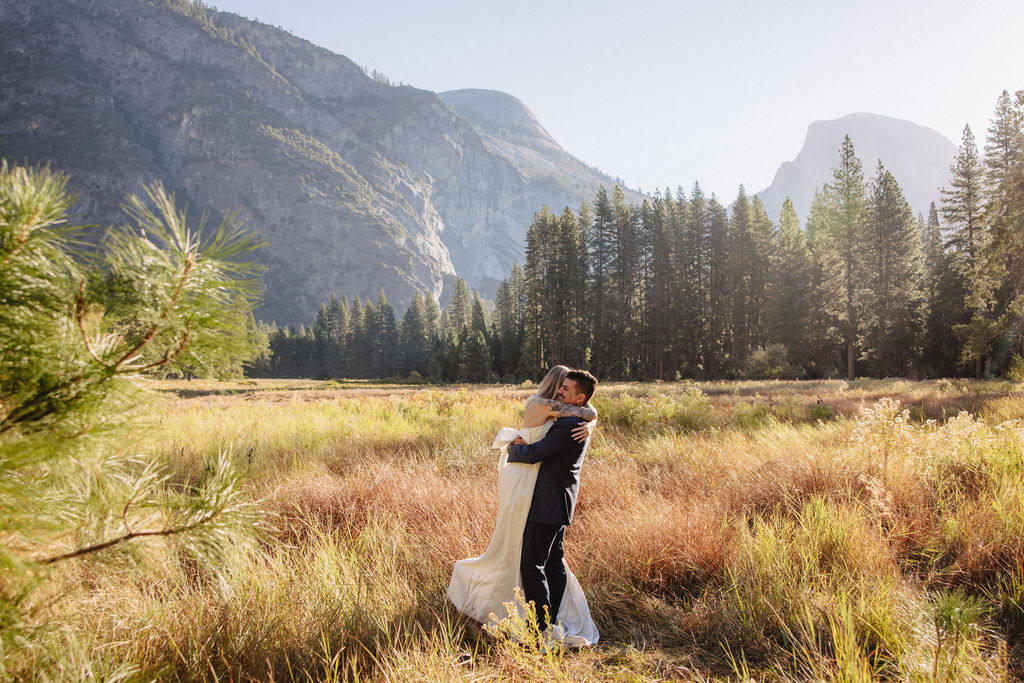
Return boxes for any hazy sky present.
[211,0,1024,200]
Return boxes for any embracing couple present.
[447,365,600,647]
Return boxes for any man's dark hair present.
[566,369,597,403]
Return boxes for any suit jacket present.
[507,416,589,526]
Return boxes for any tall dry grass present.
[7,379,1024,681]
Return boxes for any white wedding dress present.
[447,421,599,646]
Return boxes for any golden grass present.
[10,379,1024,680]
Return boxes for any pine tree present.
[942,125,986,263]
[458,329,492,382]
[724,187,757,368]
[587,187,616,379]
[830,136,868,379]
[748,197,775,350]
[805,187,844,376]
[941,125,987,377]
[312,302,333,378]
[0,164,262,641]
[398,292,430,376]
[682,184,710,377]
[645,191,677,379]
[519,207,555,376]
[983,90,1024,218]
[860,163,925,376]
[373,289,399,377]
[471,293,489,336]
[707,196,730,378]
[574,201,594,367]
[328,293,349,376]
[447,277,472,335]
[976,89,1024,375]
[347,296,372,377]
[552,206,587,368]
[610,186,641,379]
[767,197,813,370]
[921,204,969,376]
[495,263,525,380]
[423,294,442,343]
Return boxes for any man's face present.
[556,379,585,406]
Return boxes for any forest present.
[257,90,1024,384]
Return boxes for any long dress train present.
[447,422,599,646]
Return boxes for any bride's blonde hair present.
[535,365,571,400]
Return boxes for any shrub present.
[745,344,799,380]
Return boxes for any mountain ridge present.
[0,0,639,324]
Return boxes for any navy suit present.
[507,416,590,631]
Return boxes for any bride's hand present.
[571,420,595,443]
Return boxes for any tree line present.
[255,88,1024,382]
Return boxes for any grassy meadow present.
[14,378,1024,681]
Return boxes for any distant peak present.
[439,88,555,145]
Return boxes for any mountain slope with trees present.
[0,0,635,325]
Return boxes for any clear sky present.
[211,0,1024,200]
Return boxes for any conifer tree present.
[328,293,349,376]
[805,187,844,375]
[0,165,263,642]
[983,90,1024,218]
[942,125,986,263]
[646,191,676,379]
[974,90,1024,374]
[748,197,775,349]
[519,207,555,375]
[347,296,372,377]
[728,188,755,369]
[458,329,492,382]
[423,294,442,343]
[312,302,333,378]
[574,201,594,366]
[682,184,710,376]
[398,292,430,376]
[941,125,987,377]
[860,163,925,376]
[611,186,641,378]
[767,197,813,369]
[707,196,730,377]
[495,263,525,380]
[587,187,616,379]
[447,277,472,335]
[373,290,398,377]
[552,206,587,368]
[921,204,969,376]
[829,136,868,379]
[471,293,489,337]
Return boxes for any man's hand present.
[571,420,595,443]
[512,435,527,445]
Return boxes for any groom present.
[508,368,598,634]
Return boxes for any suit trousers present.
[520,520,566,632]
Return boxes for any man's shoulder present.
[552,416,585,429]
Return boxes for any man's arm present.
[528,397,598,422]
[507,418,585,465]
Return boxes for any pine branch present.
[111,250,196,371]
[76,282,112,368]
[37,503,229,565]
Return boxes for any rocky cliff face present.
[0,0,633,324]
[755,113,957,223]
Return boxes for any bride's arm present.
[529,397,598,422]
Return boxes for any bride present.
[447,365,600,646]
